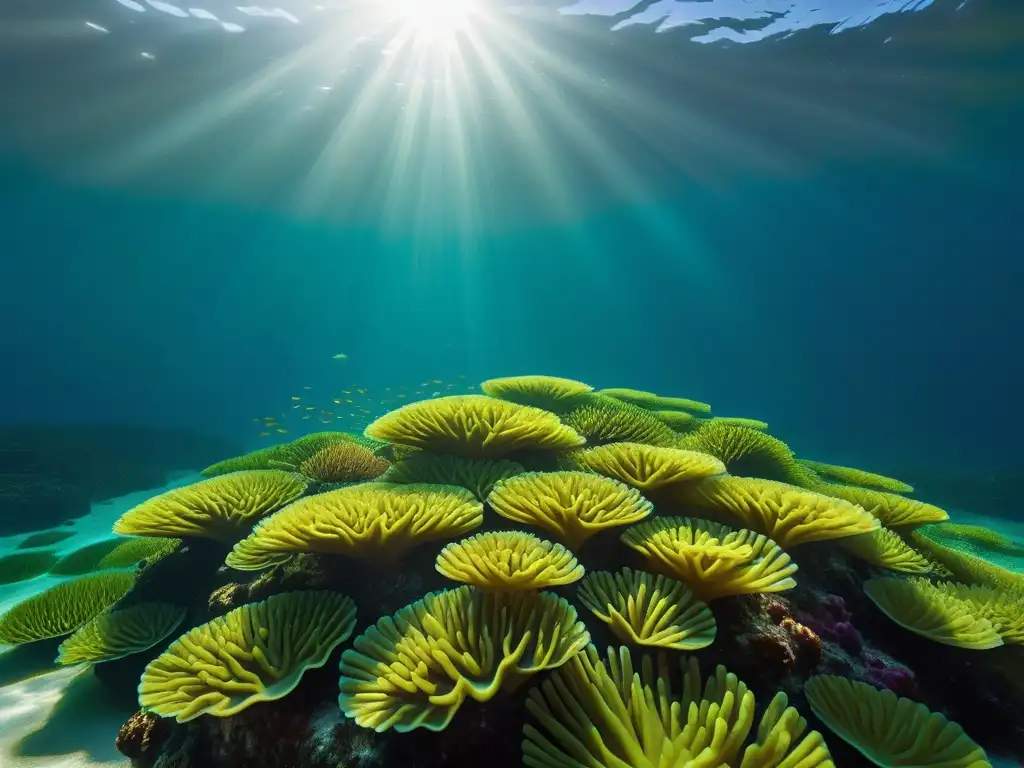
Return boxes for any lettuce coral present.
[139,591,356,722]
[487,470,652,549]
[365,395,584,458]
[338,587,589,732]
[435,531,584,590]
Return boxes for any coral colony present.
[1,376,1021,767]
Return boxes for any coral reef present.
[3,377,1013,768]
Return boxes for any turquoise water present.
[0,1,1022,767]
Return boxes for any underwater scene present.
[1,0,1023,767]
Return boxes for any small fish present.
[430,379,442,384]
[333,353,348,360]
[344,398,354,404]
[356,388,367,394]
[291,396,301,401]
[397,394,406,399]
[303,385,312,390]
[259,431,271,437]
[276,428,289,434]
[432,391,441,396]
[458,375,466,379]
[252,418,261,422]
[384,387,391,391]
[301,415,312,420]
[468,385,476,390]
[342,390,351,395]
[332,398,342,404]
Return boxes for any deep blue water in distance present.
[0,0,1022,476]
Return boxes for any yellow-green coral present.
[863,577,1003,650]
[365,395,584,458]
[0,550,58,585]
[919,522,1024,558]
[679,421,818,487]
[524,645,834,768]
[57,603,187,665]
[931,582,1024,645]
[381,453,525,501]
[567,442,724,492]
[563,395,680,447]
[140,591,355,722]
[910,529,1024,592]
[0,571,136,644]
[480,375,593,412]
[676,475,880,548]
[201,432,382,477]
[114,471,308,542]
[798,459,913,493]
[621,517,798,601]
[599,388,712,413]
[815,483,948,527]
[487,471,652,550]
[435,531,584,590]
[338,587,589,732]
[709,416,769,431]
[651,410,702,433]
[804,675,989,768]
[576,567,716,650]
[226,483,482,570]
[49,537,179,576]
[840,528,933,574]
[296,442,391,484]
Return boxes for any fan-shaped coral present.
[919,522,1024,558]
[57,603,187,665]
[487,471,653,549]
[798,460,914,493]
[201,432,385,477]
[226,483,483,571]
[338,586,589,732]
[51,538,126,576]
[0,550,58,585]
[563,396,680,447]
[364,395,584,458]
[931,582,1024,645]
[139,591,356,722]
[0,571,136,644]
[863,577,1003,650]
[676,476,880,548]
[480,375,593,412]
[710,416,770,431]
[804,675,989,768]
[651,409,702,433]
[53,536,182,576]
[576,567,716,650]
[910,530,1024,592]
[114,471,308,542]
[16,529,74,549]
[381,453,525,501]
[435,531,584,590]
[295,442,391,484]
[567,442,725,492]
[524,645,834,768]
[599,388,712,413]
[814,483,948,527]
[621,517,798,601]
[679,421,818,487]
[840,528,933,574]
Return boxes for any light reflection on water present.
[91,0,954,42]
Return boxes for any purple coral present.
[796,594,864,658]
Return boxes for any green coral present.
[0,551,59,585]
[201,432,383,477]
[563,394,679,447]
[50,537,178,576]
[798,459,914,493]
[599,388,712,413]
[57,603,187,665]
[381,454,526,501]
[679,421,818,486]
[0,571,136,644]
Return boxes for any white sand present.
[0,474,199,768]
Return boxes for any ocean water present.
[0,0,1022,767]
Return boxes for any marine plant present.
[0,550,59,585]
[57,603,187,665]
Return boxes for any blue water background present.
[0,0,1021,475]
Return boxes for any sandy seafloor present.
[0,476,1021,768]
[0,474,198,768]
